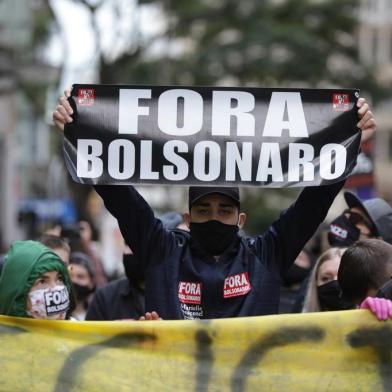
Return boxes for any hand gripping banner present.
[0,311,391,391]
[64,85,361,187]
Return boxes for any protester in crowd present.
[68,252,96,320]
[53,92,375,320]
[62,220,108,287]
[0,241,72,319]
[302,247,352,313]
[39,234,71,265]
[279,249,313,313]
[338,239,392,320]
[86,250,145,320]
[78,220,107,286]
[86,212,183,321]
[328,192,392,247]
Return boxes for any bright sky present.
[47,0,97,87]
[46,0,166,89]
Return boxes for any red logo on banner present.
[332,94,349,112]
[223,272,251,298]
[178,281,202,304]
[78,88,95,106]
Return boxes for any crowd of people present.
[1,94,392,323]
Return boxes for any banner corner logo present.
[78,88,95,106]
[332,93,350,112]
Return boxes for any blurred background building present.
[0,0,391,274]
[358,0,392,200]
[0,0,75,249]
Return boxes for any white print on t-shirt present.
[178,281,202,304]
[223,272,251,298]
[180,303,204,320]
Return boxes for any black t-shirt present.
[86,277,145,321]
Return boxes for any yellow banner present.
[0,310,391,391]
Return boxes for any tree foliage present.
[99,0,386,101]
[61,0,388,232]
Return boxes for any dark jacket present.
[86,278,145,320]
[95,181,344,320]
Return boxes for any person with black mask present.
[328,192,392,247]
[86,212,187,321]
[85,249,145,320]
[279,250,313,313]
[302,240,392,321]
[96,182,351,320]
[53,93,376,320]
[68,252,96,320]
[86,213,185,320]
[302,247,353,312]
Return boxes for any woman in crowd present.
[303,241,392,321]
[0,240,72,319]
[68,252,96,320]
[302,247,352,313]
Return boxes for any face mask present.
[190,220,239,256]
[328,214,360,247]
[282,264,310,286]
[27,285,69,320]
[72,283,94,302]
[317,280,353,311]
[123,253,144,285]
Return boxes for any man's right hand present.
[52,89,73,132]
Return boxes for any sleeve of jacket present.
[256,180,345,274]
[93,185,175,266]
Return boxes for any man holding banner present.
[53,86,375,320]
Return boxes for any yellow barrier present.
[0,310,391,391]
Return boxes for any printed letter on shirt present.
[223,272,251,298]
[178,281,202,304]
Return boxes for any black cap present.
[344,191,392,244]
[189,186,240,209]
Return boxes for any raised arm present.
[256,97,376,273]
[93,184,173,263]
[260,180,345,273]
[52,90,174,264]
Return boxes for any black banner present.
[64,84,361,187]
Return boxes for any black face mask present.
[72,283,94,302]
[317,280,353,311]
[190,220,239,256]
[123,253,145,285]
[328,214,360,247]
[282,264,310,286]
